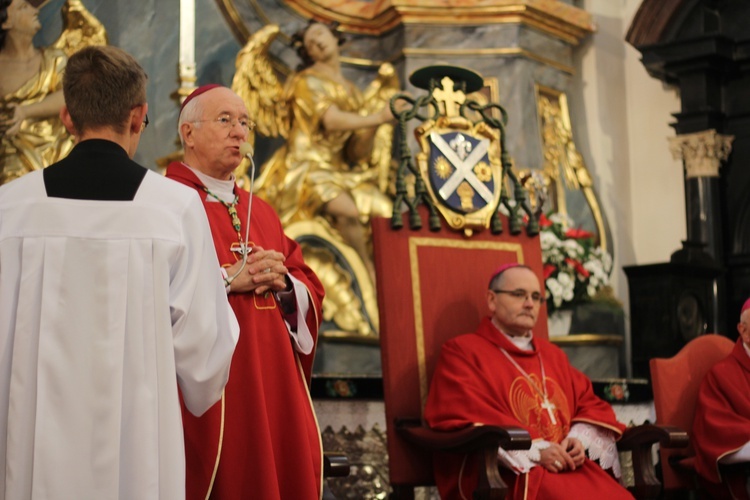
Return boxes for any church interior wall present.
[28,0,693,378]
[32,0,689,273]
[571,0,686,337]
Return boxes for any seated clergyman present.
[424,263,633,499]
[692,298,750,498]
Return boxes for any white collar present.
[183,163,236,204]
[491,318,534,351]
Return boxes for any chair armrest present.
[617,424,689,451]
[617,424,689,500]
[395,417,531,454]
[395,418,531,499]
[323,451,350,478]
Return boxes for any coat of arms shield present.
[416,118,504,232]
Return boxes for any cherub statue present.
[0,0,106,185]
[231,21,401,339]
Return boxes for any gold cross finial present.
[433,76,465,117]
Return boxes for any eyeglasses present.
[141,113,149,132]
[492,289,546,304]
[193,115,256,132]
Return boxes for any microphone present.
[225,142,257,287]
[240,142,255,258]
[240,142,254,158]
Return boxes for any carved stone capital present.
[669,130,734,179]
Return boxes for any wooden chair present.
[373,212,538,499]
[649,334,739,497]
[373,211,689,499]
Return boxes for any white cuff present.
[220,267,230,293]
[286,275,313,355]
[497,440,551,474]
[568,423,622,478]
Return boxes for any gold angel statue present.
[231,21,402,339]
[0,0,107,185]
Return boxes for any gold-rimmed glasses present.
[192,115,255,132]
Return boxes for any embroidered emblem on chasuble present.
[509,374,570,442]
[253,291,277,310]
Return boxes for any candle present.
[179,0,196,85]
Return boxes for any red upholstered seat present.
[649,334,734,492]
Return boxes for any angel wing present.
[231,24,289,139]
[358,62,400,191]
[51,0,108,58]
[361,62,400,114]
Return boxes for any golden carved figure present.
[231,21,401,339]
[535,84,608,252]
[0,0,106,185]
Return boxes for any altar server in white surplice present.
[0,45,239,500]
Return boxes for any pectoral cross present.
[230,241,252,257]
[541,397,557,425]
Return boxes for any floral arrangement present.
[539,212,614,313]
[602,381,630,403]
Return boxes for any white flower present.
[562,239,583,258]
[541,212,614,309]
[546,278,565,308]
[548,212,572,226]
[540,231,561,251]
[547,272,575,307]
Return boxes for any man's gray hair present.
[177,97,204,147]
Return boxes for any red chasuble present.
[166,163,325,500]
[424,317,630,500]
[693,339,750,497]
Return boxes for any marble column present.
[668,129,734,263]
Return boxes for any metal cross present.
[541,397,557,425]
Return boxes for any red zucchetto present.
[179,84,224,116]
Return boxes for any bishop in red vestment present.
[166,85,325,499]
[692,299,750,499]
[424,264,632,499]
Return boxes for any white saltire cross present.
[431,132,494,204]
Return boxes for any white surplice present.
[0,169,239,500]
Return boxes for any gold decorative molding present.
[216,0,250,42]
[286,219,380,344]
[218,0,593,43]
[534,84,608,252]
[549,334,623,346]
[669,130,735,179]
